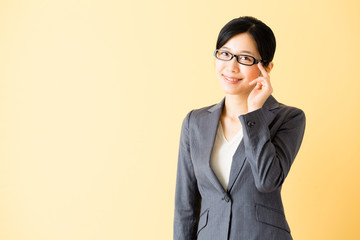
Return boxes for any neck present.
[223,94,249,119]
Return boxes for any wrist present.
[248,105,261,113]
[248,101,264,112]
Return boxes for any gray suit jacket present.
[174,95,306,240]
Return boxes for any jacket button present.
[247,121,255,127]
[222,196,230,202]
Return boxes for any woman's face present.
[215,33,263,97]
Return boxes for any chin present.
[220,85,250,96]
[222,89,243,96]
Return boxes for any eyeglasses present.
[214,49,267,66]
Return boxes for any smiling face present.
[215,33,263,97]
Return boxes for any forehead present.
[221,33,259,56]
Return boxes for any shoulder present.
[191,104,218,116]
[265,95,304,116]
[276,102,305,121]
[269,98,306,129]
[183,99,223,123]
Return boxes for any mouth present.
[223,75,242,83]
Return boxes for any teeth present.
[225,76,240,82]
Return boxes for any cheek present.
[243,66,260,80]
[215,62,224,77]
[215,61,223,71]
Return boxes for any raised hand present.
[247,63,273,112]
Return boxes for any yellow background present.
[1,0,359,239]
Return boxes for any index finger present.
[257,62,269,78]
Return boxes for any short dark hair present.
[216,16,276,67]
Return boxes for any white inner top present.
[210,122,243,190]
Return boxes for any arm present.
[174,111,201,240]
[239,107,306,192]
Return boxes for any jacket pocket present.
[255,204,290,233]
[197,209,209,236]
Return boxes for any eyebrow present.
[221,47,255,55]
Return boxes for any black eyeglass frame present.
[214,49,268,66]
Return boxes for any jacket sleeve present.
[174,111,201,240]
[239,107,306,193]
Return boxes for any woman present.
[174,16,306,240]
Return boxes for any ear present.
[265,62,274,73]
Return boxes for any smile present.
[223,75,241,83]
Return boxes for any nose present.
[227,57,240,73]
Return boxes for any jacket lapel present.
[227,141,246,192]
[201,98,227,195]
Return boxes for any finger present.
[249,80,256,86]
[249,82,265,92]
[249,77,266,86]
[256,82,264,90]
[257,62,269,78]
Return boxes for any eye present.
[215,50,233,60]
[220,51,230,57]
[238,55,255,64]
[239,55,252,61]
